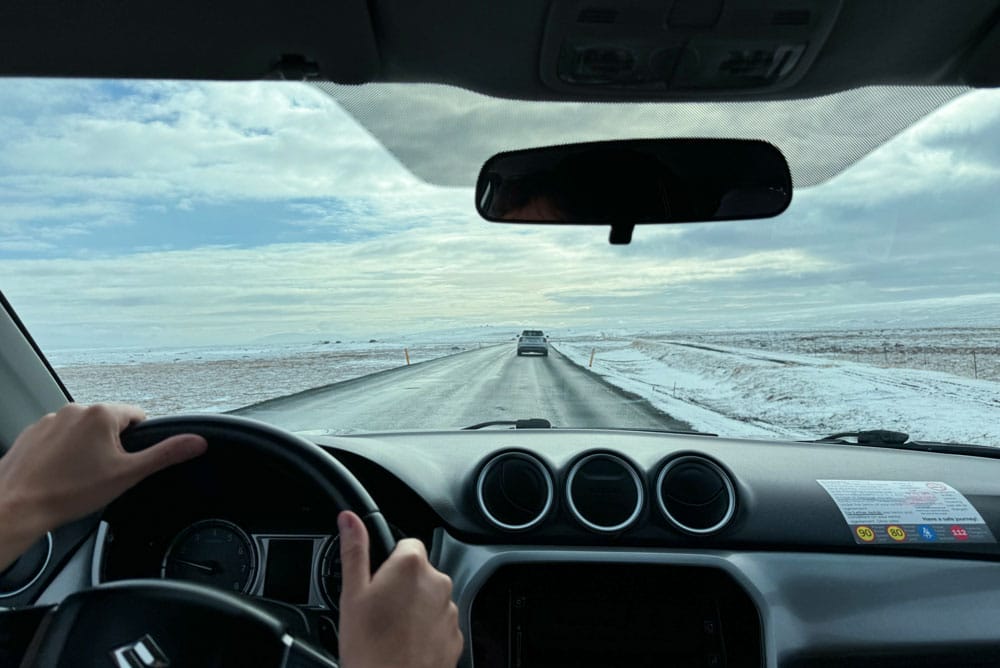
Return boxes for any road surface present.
[233,345,691,433]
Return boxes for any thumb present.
[126,434,208,481]
[338,510,371,600]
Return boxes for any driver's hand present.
[338,510,463,668]
[0,403,207,570]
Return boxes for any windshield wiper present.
[461,420,716,436]
[622,427,718,437]
[808,429,1000,458]
[463,418,552,430]
[816,429,910,445]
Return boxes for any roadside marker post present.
[405,348,410,365]
[589,348,595,368]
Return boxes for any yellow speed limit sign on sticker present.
[887,525,907,542]
[855,525,876,542]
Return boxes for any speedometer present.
[161,519,258,594]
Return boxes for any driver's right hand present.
[337,510,463,668]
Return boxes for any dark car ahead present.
[517,330,548,356]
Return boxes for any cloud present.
[0,81,998,350]
[0,219,838,348]
[0,81,419,206]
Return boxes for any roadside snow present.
[558,336,1000,445]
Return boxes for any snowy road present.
[232,344,691,433]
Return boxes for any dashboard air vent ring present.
[656,455,736,534]
[565,453,644,533]
[476,451,554,531]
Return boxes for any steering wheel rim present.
[22,578,336,667]
[119,413,396,572]
[21,414,392,667]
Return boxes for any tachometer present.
[161,519,258,594]
[318,534,344,610]
[319,525,405,610]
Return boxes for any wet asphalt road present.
[233,345,690,433]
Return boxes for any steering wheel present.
[19,414,396,667]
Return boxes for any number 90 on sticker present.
[855,525,876,542]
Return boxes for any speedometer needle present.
[170,558,217,574]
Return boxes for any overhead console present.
[540,0,842,97]
[470,563,762,668]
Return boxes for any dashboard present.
[21,428,1000,667]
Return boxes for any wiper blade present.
[622,427,717,437]
[816,429,909,445]
[807,429,1000,458]
[460,420,715,436]
[463,418,552,430]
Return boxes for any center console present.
[471,563,762,668]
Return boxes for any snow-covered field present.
[50,335,509,415]
[557,328,1000,445]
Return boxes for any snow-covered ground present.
[557,329,1000,445]
[50,337,507,415]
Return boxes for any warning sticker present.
[817,480,996,545]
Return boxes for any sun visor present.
[0,0,379,82]
[318,82,966,188]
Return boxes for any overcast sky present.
[0,80,998,350]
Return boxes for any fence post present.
[404,348,410,365]
[973,350,978,379]
[589,348,595,368]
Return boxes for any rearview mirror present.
[476,139,791,244]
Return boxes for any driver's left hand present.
[0,403,207,570]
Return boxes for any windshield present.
[1,80,998,443]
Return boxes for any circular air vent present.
[0,532,52,598]
[657,456,736,534]
[566,453,643,532]
[477,452,554,531]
